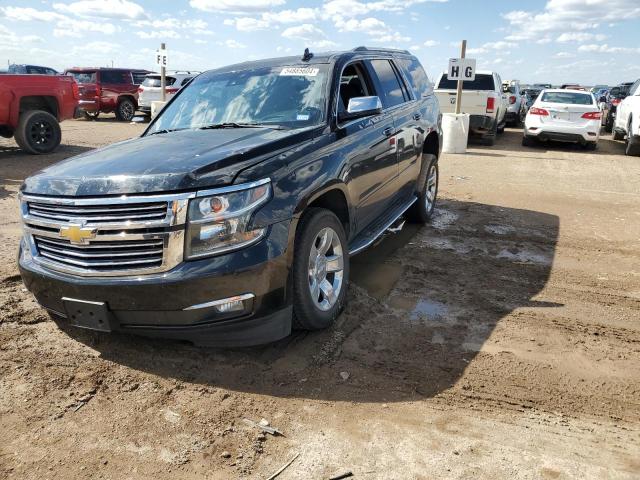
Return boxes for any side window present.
[101,70,129,84]
[368,59,406,108]
[632,79,640,96]
[338,62,373,112]
[396,57,431,99]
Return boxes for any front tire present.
[612,128,625,141]
[292,208,349,330]
[83,110,100,121]
[115,98,135,121]
[407,154,438,224]
[14,110,61,154]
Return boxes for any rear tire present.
[625,120,640,156]
[115,98,135,121]
[604,113,613,133]
[292,208,349,330]
[14,110,61,155]
[481,121,497,145]
[584,142,597,151]
[83,111,99,121]
[612,129,625,141]
[522,135,535,147]
[407,154,438,224]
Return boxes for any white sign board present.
[155,49,168,68]
[447,58,476,81]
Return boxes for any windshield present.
[148,65,329,133]
[67,71,97,83]
[438,74,495,91]
[540,92,594,105]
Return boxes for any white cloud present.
[335,16,388,34]
[136,30,181,39]
[554,51,575,58]
[217,39,246,49]
[0,6,65,22]
[423,40,440,47]
[190,0,285,13]
[467,41,517,55]
[0,24,43,47]
[71,40,122,55]
[323,0,449,18]
[263,8,319,23]
[223,17,270,31]
[281,24,338,49]
[503,0,640,41]
[557,32,607,43]
[53,0,146,20]
[578,43,640,54]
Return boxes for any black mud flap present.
[62,297,113,332]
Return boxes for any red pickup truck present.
[0,74,78,154]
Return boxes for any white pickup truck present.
[435,70,508,145]
[613,77,640,156]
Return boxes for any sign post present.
[447,41,476,115]
[156,43,168,102]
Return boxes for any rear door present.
[100,70,133,110]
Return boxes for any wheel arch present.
[19,96,58,119]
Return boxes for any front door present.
[337,61,399,231]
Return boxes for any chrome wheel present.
[425,164,437,211]
[308,227,344,311]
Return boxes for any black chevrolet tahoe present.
[18,47,442,347]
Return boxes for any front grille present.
[21,192,192,277]
[27,200,168,224]
[34,236,164,271]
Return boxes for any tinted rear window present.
[101,70,131,84]
[67,71,97,83]
[541,92,594,105]
[396,57,431,99]
[132,71,149,84]
[438,74,495,90]
[369,59,406,108]
[142,76,176,87]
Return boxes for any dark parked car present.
[8,64,59,75]
[604,82,634,132]
[64,67,153,121]
[18,47,442,347]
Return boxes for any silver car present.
[137,71,200,115]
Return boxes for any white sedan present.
[523,89,602,150]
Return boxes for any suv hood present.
[22,127,316,196]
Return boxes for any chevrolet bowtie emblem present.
[59,225,97,244]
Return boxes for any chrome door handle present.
[383,127,394,137]
[413,113,422,121]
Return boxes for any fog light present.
[214,299,245,313]
[183,293,255,312]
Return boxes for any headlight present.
[185,179,271,259]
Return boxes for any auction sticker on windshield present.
[280,67,319,76]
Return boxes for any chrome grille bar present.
[20,191,195,277]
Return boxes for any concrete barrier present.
[151,101,167,119]
[442,113,470,154]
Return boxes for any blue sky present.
[1,0,639,85]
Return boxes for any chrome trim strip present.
[20,191,195,206]
[195,178,271,197]
[61,297,106,306]
[349,197,417,255]
[183,293,255,311]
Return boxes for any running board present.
[348,197,417,255]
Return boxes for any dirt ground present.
[1,116,639,479]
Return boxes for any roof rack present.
[352,46,411,55]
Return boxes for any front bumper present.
[19,220,294,347]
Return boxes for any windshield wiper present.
[199,122,286,130]
[147,127,189,136]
